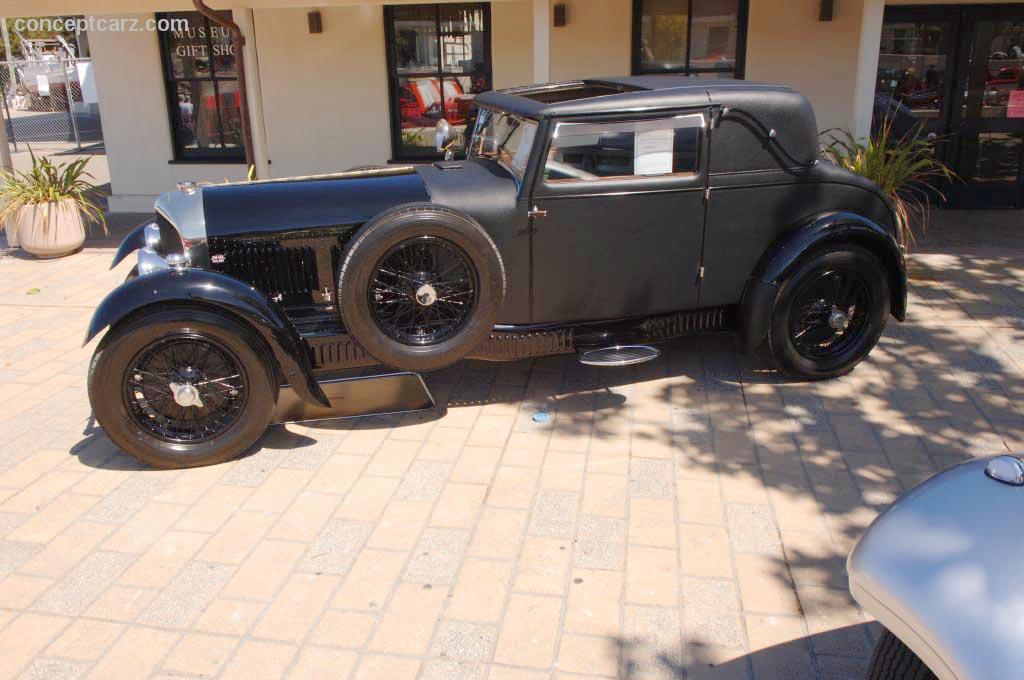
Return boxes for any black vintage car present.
[87,77,907,468]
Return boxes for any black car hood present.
[200,167,430,238]
[415,158,520,223]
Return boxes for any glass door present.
[875,10,956,145]
[950,8,1024,207]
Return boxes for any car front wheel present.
[769,245,890,379]
[88,307,277,469]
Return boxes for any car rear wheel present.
[867,629,938,680]
[88,307,276,469]
[338,203,505,372]
[769,245,889,379]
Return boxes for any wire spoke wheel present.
[788,268,873,360]
[368,235,478,346]
[123,335,248,444]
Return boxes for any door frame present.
[881,4,1024,207]
[525,108,713,323]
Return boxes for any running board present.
[273,372,436,424]
[578,345,661,367]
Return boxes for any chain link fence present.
[1,58,104,155]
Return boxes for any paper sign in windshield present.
[634,128,675,176]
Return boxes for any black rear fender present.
[84,269,329,407]
[740,211,907,353]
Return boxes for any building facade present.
[5,0,1024,210]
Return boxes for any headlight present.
[144,222,162,250]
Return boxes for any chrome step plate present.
[578,345,661,367]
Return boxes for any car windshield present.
[468,109,537,179]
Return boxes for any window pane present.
[210,16,237,78]
[689,0,740,70]
[440,5,488,75]
[174,80,221,153]
[393,6,439,74]
[876,21,950,124]
[164,12,210,79]
[638,0,688,72]
[215,80,243,151]
[545,117,702,182]
[443,75,482,128]
[396,76,444,156]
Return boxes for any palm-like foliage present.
[0,149,107,235]
[821,118,955,250]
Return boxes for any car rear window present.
[544,114,704,183]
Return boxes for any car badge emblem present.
[211,254,226,264]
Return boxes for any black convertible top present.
[475,76,800,119]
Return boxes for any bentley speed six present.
[86,77,908,468]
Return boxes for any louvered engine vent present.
[209,239,320,303]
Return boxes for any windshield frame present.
[468,107,539,181]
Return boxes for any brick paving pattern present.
[1,214,1023,679]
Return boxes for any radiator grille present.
[209,239,320,302]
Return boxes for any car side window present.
[544,114,704,183]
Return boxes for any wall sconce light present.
[553,3,567,27]
[308,10,323,33]
[819,0,834,22]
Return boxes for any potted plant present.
[822,118,956,250]
[0,151,107,258]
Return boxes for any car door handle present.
[528,206,548,219]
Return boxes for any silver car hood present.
[848,456,1024,680]
[154,188,206,243]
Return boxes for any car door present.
[528,111,709,324]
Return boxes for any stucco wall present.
[745,0,878,135]
[88,13,245,212]
[493,1,534,89]
[253,6,391,176]
[549,0,631,81]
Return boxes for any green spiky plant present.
[821,117,956,250]
[0,149,107,237]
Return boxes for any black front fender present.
[109,221,150,270]
[740,211,908,353]
[84,269,329,407]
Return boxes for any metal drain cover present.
[578,345,661,367]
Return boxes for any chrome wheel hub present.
[169,382,204,408]
[828,307,850,332]
[415,284,438,307]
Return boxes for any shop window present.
[158,11,244,162]
[632,0,748,78]
[385,3,492,160]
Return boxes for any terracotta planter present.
[13,200,86,259]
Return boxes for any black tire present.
[769,245,889,380]
[88,307,277,469]
[867,629,938,680]
[338,203,506,372]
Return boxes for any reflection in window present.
[159,11,242,161]
[545,116,703,182]
[387,3,491,160]
[875,20,949,126]
[634,0,745,77]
